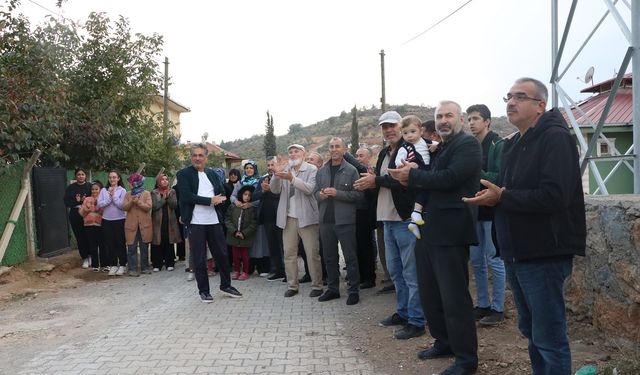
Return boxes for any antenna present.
[584,66,594,85]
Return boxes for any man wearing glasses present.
[464,77,586,374]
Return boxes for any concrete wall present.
[565,195,640,344]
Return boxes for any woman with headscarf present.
[98,170,128,276]
[122,173,152,276]
[224,168,241,201]
[230,160,270,276]
[64,168,92,268]
[151,172,182,272]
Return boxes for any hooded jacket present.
[495,108,586,262]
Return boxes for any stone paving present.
[12,265,387,375]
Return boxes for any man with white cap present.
[353,111,426,340]
[270,144,324,298]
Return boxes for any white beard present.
[288,158,302,167]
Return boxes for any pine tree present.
[264,111,276,158]
[350,106,359,154]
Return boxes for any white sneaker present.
[81,258,90,269]
[167,267,174,271]
[186,272,194,281]
[259,272,269,277]
[152,268,160,272]
[108,266,118,276]
[115,266,125,276]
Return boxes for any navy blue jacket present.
[495,108,586,262]
[176,166,228,226]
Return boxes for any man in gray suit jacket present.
[270,144,324,298]
[314,137,363,305]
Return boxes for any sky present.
[13,0,632,144]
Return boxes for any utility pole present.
[380,49,386,112]
[163,57,169,142]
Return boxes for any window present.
[596,138,615,156]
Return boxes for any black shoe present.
[219,286,242,298]
[473,306,491,321]
[346,293,359,305]
[309,289,323,298]
[299,274,311,283]
[379,312,408,327]
[479,309,504,326]
[267,273,285,281]
[376,284,395,295]
[282,277,287,283]
[439,363,477,375]
[318,290,340,302]
[417,346,454,360]
[360,280,376,289]
[393,323,425,340]
[199,292,213,303]
[284,289,298,297]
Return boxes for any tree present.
[0,2,176,173]
[264,110,276,157]
[288,123,302,135]
[350,106,359,154]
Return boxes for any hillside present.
[219,105,516,163]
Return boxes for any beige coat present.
[122,191,152,245]
[151,189,182,245]
[270,161,319,229]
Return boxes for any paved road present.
[3,263,386,375]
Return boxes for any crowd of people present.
[64,77,586,375]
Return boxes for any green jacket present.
[225,205,257,247]
[482,136,505,184]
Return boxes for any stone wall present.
[565,195,640,344]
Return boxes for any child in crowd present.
[395,115,433,239]
[225,185,257,281]
[79,180,105,271]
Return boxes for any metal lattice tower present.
[550,0,639,194]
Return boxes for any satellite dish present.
[584,66,594,85]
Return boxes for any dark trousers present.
[355,209,376,284]
[102,219,126,267]
[264,221,284,275]
[69,209,90,259]
[187,224,231,294]
[85,226,106,268]
[175,222,185,260]
[321,223,360,295]
[151,241,175,269]
[415,234,478,369]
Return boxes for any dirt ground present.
[0,252,638,374]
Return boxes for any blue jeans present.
[127,229,149,272]
[383,220,425,326]
[470,221,505,312]
[505,258,573,375]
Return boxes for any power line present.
[400,0,474,46]
[25,0,68,21]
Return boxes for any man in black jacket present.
[253,156,285,281]
[464,78,586,375]
[390,101,481,375]
[176,143,242,302]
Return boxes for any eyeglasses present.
[503,92,542,103]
